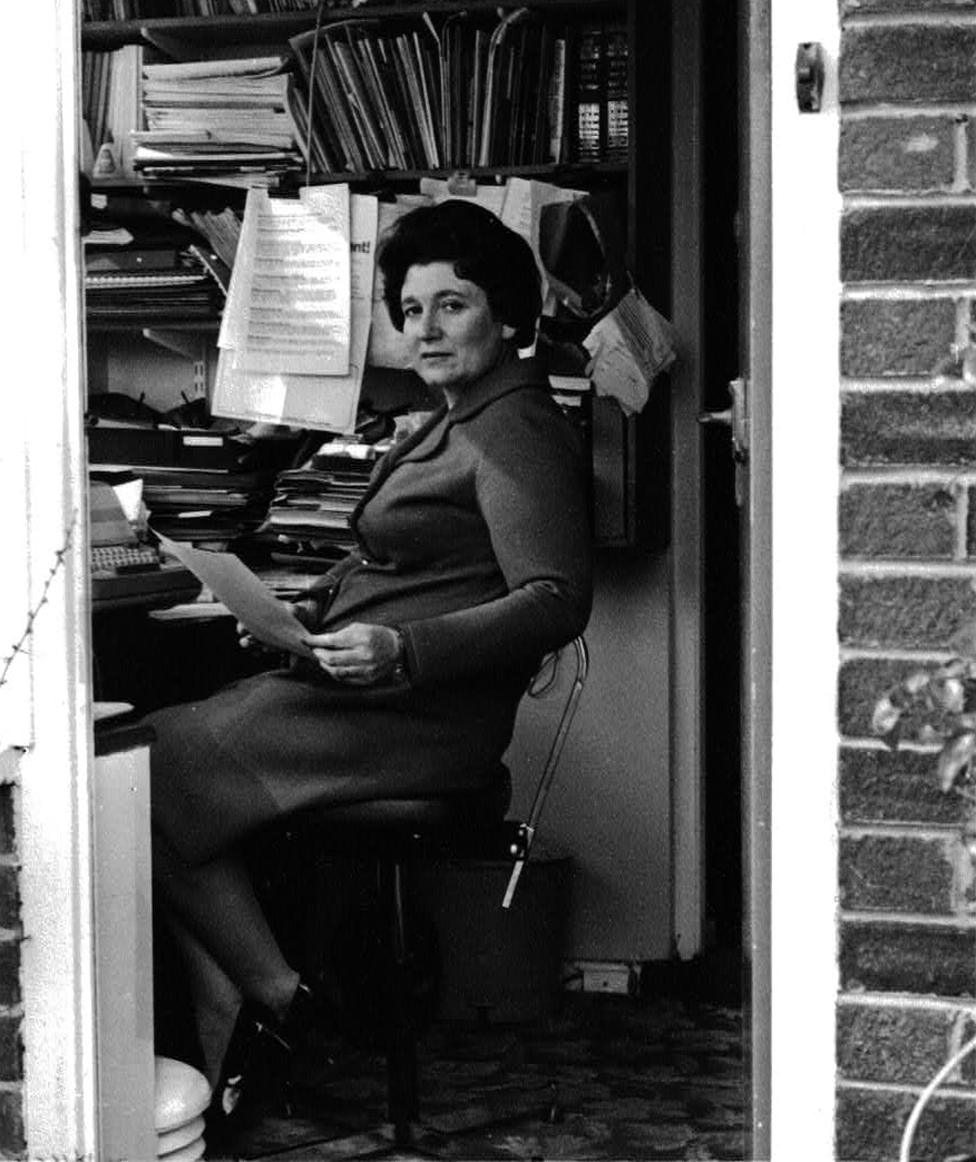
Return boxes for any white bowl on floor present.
[157,1134,205,1162]
[157,1113,206,1157]
[153,1056,211,1143]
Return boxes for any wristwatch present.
[391,627,409,684]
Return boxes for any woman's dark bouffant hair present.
[377,199,542,348]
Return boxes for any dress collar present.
[444,354,543,426]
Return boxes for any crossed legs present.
[152,826,300,1075]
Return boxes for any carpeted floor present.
[212,991,748,1161]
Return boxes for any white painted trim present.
[742,1,773,1151]
[768,2,841,1157]
[1,1,99,1156]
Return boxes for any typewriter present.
[89,479,200,608]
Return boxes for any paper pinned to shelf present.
[583,288,678,416]
[213,189,378,433]
[155,531,315,659]
[220,184,351,376]
[418,177,507,217]
[499,177,583,314]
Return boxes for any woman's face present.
[400,262,514,400]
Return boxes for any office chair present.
[296,635,590,1149]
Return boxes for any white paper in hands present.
[156,533,315,659]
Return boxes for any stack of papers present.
[84,251,225,324]
[259,440,387,563]
[134,55,304,185]
[88,427,306,549]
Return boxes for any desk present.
[90,558,321,709]
[91,601,268,712]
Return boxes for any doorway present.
[669,0,748,983]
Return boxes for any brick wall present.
[838,3,976,1158]
[0,764,23,1157]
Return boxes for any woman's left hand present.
[304,622,403,685]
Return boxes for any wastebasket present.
[415,851,571,1024]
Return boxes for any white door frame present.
[742,0,773,1152]
[2,1,99,1156]
[768,0,840,1156]
[16,0,841,1154]
[670,1,840,1155]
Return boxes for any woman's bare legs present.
[153,829,299,1025]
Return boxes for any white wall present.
[508,551,672,962]
[2,1,99,1155]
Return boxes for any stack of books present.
[137,465,275,544]
[133,55,305,185]
[83,187,233,324]
[85,246,227,325]
[260,439,387,566]
[87,424,300,548]
[572,20,629,165]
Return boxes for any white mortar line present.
[839,559,976,576]
[841,733,948,749]
[841,377,969,391]
[841,822,960,840]
[841,466,972,484]
[841,910,976,927]
[844,191,976,208]
[842,105,976,121]
[842,285,970,299]
[836,1078,976,1100]
[840,737,942,753]
[955,293,972,343]
[838,992,976,1014]
[839,646,956,661]
[842,11,976,27]
[955,474,970,559]
[955,115,970,192]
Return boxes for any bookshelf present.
[80,0,669,550]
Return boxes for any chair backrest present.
[502,635,589,909]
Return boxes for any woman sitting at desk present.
[148,198,593,1123]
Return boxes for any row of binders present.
[288,12,580,173]
[83,0,347,18]
[82,13,628,183]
